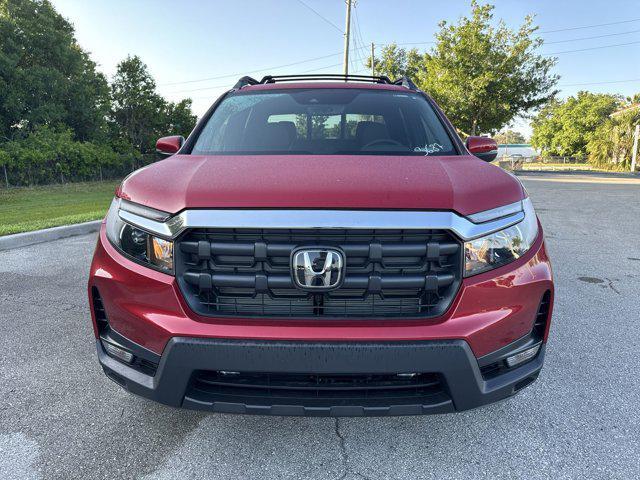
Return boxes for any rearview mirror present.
[156,135,185,155]
[466,136,498,162]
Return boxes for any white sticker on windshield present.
[414,143,444,155]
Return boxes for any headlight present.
[464,198,538,277]
[105,198,174,274]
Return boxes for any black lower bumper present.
[97,334,545,417]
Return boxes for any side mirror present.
[466,136,498,162]
[156,135,185,155]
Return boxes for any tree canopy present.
[110,56,168,155]
[587,104,640,170]
[494,130,527,145]
[0,0,197,186]
[368,1,558,135]
[110,55,197,161]
[0,0,110,142]
[530,91,621,157]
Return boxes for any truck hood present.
[118,154,525,216]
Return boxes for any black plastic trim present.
[477,290,551,379]
[99,327,160,376]
[100,327,161,365]
[260,74,393,85]
[420,93,465,155]
[96,337,545,416]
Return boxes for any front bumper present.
[97,335,545,416]
[90,222,553,416]
[89,225,554,357]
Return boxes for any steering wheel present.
[362,138,404,149]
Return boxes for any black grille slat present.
[190,371,446,401]
[533,291,551,336]
[180,240,459,259]
[175,228,462,318]
[196,372,441,392]
[91,287,108,332]
[183,272,455,291]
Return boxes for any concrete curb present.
[514,169,639,178]
[0,220,101,252]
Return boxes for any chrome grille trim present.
[119,207,525,241]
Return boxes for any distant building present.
[496,144,540,161]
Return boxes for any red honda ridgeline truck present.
[88,74,553,416]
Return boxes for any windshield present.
[191,88,458,156]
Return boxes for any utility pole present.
[342,0,352,76]
[371,42,375,77]
[631,124,639,172]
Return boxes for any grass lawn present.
[0,181,119,236]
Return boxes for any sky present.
[51,0,640,138]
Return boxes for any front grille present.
[187,371,449,407]
[175,228,462,318]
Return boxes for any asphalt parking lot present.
[1,171,639,479]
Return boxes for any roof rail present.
[231,74,420,91]
[259,74,393,85]
[233,76,260,89]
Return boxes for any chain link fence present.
[0,155,159,189]
[496,153,590,172]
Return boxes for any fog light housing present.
[102,339,134,364]
[505,344,540,368]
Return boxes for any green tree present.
[626,93,640,104]
[164,99,197,139]
[110,55,167,156]
[369,2,558,135]
[494,130,527,145]
[366,43,424,80]
[0,0,110,142]
[587,106,640,170]
[293,114,332,139]
[531,91,621,157]
[110,55,196,161]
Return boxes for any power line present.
[164,46,371,94]
[384,41,434,46]
[165,83,234,95]
[543,40,640,56]
[350,4,365,71]
[544,28,640,44]
[299,61,343,73]
[352,3,370,70]
[160,2,346,87]
[158,51,346,87]
[160,16,640,90]
[181,75,640,99]
[379,29,640,48]
[559,78,640,87]
[353,3,366,43]
[295,0,344,33]
[540,17,640,34]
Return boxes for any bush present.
[0,126,137,186]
